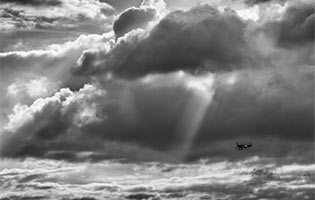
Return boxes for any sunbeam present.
[170,73,216,162]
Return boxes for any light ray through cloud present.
[170,73,216,161]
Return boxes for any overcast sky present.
[0,0,314,199]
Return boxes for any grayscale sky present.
[0,0,314,199]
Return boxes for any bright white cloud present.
[7,77,53,98]
[4,84,107,133]
[0,0,114,31]
[0,33,113,117]
[237,5,260,21]
[0,157,314,199]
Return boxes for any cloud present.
[1,84,107,156]
[7,77,53,99]
[1,67,313,162]
[0,0,114,32]
[1,0,62,6]
[125,193,156,199]
[0,33,112,126]
[113,0,166,40]
[130,67,313,161]
[0,157,314,199]
[75,5,261,79]
[262,2,314,48]
[70,10,314,161]
[113,7,156,39]
[244,0,286,6]
[0,0,114,52]
[200,68,313,140]
[0,1,314,164]
[1,79,172,161]
[0,2,314,199]
[100,0,143,13]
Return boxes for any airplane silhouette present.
[235,142,252,150]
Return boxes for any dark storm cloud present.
[1,66,314,162]
[1,0,62,6]
[125,193,156,199]
[129,69,313,161]
[113,6,156,39]
[244,0,286,6]
[75,5,260,79]
[0,79,184,161]
[196,69,314,142]
[1,2,314,163]
[264,3,314,47]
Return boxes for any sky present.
[0,0,314,199]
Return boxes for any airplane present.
[235,142,252,150]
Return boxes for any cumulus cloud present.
[113,6,156,40]
[4,84,106,133]
[0,33,112,123]
[6,77,54,99]
[1,84,106,156]
[1,68,313,162]
[76,5,261,78]
[0,72,207,160]
[263,2,314,48]
[0,1,314,164]
[1,78,171,161]
[113,0,166,40]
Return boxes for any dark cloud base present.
[244,0,287,6]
